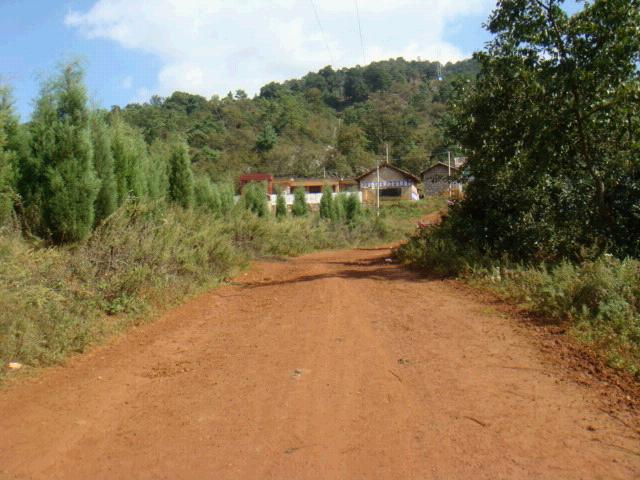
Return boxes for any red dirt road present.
[1,247,639,479]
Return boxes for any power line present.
[309,0,335,66]
[354,0,366,65]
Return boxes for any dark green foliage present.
[119,58,478,179]
[319,185,335,220]
[29,63,99,243]
[242,181,268,217]
[291,187,308,216]
[168,142,195,208]
[91,113,117,223]
[255,122,277,152]
[111,115,148,203]
[344,193,362,224]
[275,187,287,218]
[194,176,222,214]
[447,0,640,260]
[0,87,20,226]
[334,193,346,221]
[218,183,235,215]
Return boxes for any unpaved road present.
[1,247,639,479]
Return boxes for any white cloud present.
[66,0,494,101]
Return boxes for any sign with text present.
[361,180,413,189]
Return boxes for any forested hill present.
[119,58,478,180]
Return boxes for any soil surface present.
[1,247,639,479]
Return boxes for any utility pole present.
[376,155,380,217]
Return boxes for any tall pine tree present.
[168,142,194,208]
[29,63,99,243]
[0,86,21,226]
[111,114,148,204]
[91,113,117,223]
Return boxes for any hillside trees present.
[118,58,478,179]
[448,0,640,259]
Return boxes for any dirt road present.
[1,247,639,479]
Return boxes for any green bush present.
[241,181,269,217]
[275,187,287,218]
[319,185,335,220]
[292,187,308,216]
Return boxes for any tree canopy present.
[447,0,640,260]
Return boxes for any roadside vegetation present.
[397,0,640,376]
[0,59,446,376]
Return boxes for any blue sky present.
[0,0,578,121]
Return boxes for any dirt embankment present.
[1,247,639,479]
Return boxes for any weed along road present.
[1,247,639,479]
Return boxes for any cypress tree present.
[194,175,221,214]
[218,182,235,215]
[168,142,194,208]
[111,115,148,204]
[334,193,346,222]
[344,193,362,224]
[242,181,268,217]
[0,87,20,226]
[275,187,287,218]
[291,187,308,216]
[29,63,99,243]
[319,185,335,220]
[90,113,117,223]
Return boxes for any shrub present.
[344,193,362,224]
[319,185,335,220]
[291,187,308,216]
[242,181,268,217]
[168,142,195,209]
[194,176,222,214]
[275,187,287,218]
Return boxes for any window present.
[380,188,402,198]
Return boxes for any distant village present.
[239,157,466,208]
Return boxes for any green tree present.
[218,182,235,215]
[319,185,335,220]
[194,175,221,214]
[255,122,277,153]
[364,63,392,92]
[111,115,148,203]
[447,0,640,260]
[29,63,99,243]
[0,86,21,225]
[291,187,308,216]
[344,193,362,224]
[334,193,347,221]
[275,187,287,218]
[242,181,268,217]
[90,113,117,223]
[168,142,195,208]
